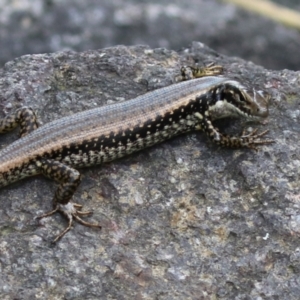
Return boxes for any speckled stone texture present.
[0,0,300,70]
[0,44,300,299]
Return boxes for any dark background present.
[0,0,299,70]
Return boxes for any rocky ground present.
[0,43,299,299]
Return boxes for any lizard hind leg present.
[37,202,101,243]
[0,106,40,137]
[36,158,101,242]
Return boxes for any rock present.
[0,44,299,299]
[0,0,300,70]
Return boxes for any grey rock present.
[0,0,300,70]
[0,44,299,299]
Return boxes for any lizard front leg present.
[194,112,274,149]
[179,64,224,81]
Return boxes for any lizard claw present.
[241,129,274,150]
[36,202,101,242]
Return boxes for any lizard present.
[0,64,273,241]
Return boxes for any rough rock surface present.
[0,0,300,70]
[0,44,300,299]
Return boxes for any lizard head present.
[208,81,270,121]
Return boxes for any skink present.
[0,66,273,241]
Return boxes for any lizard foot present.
[36,202,101,242]
[240,129,275,150]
